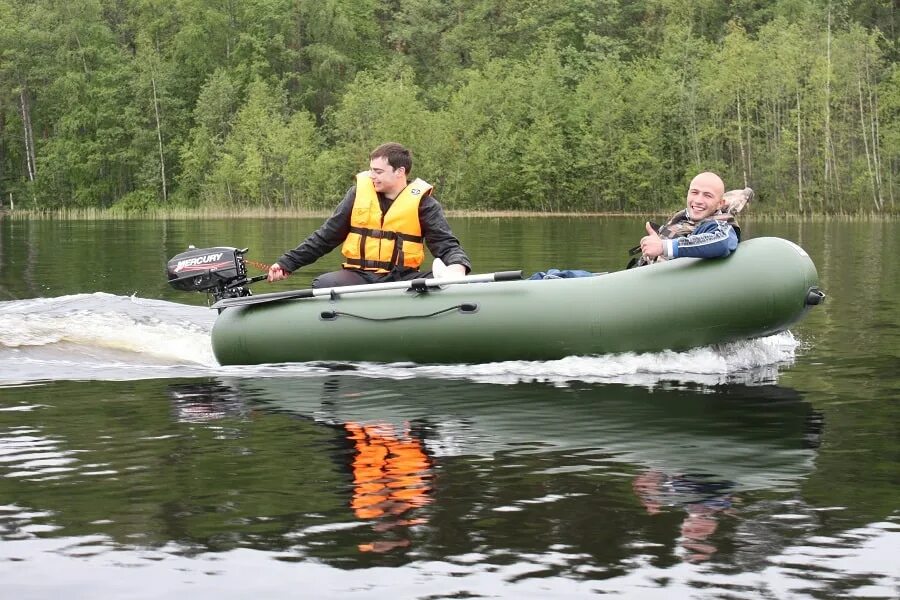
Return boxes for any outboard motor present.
[167,246,265,303]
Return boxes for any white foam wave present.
[0,294,217,380]
[346,331,799,387]
[0,294,801,387]
[3,311,215,364]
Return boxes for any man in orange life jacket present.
[267,142,471,288]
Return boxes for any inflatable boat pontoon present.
[167,237,824,366]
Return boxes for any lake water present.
[0,216,897,599]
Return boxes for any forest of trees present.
[0,0,896,214]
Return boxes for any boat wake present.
[1,293,800,387]
[398,333,799,387]
[0,293,218,383]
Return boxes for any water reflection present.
[0,376,823,576]
[169,381,248,423]
[237,375,820,475]
[164,375,824,567]
[633,470,737,562]
[318,377,433,551]
[344,421,432,552]
[167,378,437,554]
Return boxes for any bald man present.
[634,172,740,267]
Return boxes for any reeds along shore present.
[2,206,897,222]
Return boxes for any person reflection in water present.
[344,421,433,553]
[633,469,736,563]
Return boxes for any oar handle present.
[494,270,524,281]
[212,269,523,309]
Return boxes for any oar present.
[211,269,524,309]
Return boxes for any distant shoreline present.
[1,207,895,221]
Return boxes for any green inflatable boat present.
[168,236,823,366]
[170,237,824,365]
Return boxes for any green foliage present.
[109,187,158,214]
[321,66,440,199]
[0,0,896,214]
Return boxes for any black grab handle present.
[494,270,524,281]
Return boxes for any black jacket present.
[276,185,471,274]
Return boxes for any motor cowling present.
[167,246,253,300]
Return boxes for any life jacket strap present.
[344,257,396,271]
[347,226,422,272]
[349,226,423,243]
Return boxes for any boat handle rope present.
[245,258,271,271]
[320,303,479,321]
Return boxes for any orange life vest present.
[341,173,429,273]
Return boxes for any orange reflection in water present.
[345,422,433,552]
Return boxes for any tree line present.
[0,0,897,214]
